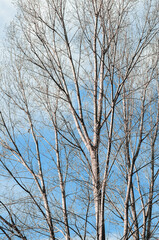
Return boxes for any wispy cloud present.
[0,0,15,20]
[0,0,15,45]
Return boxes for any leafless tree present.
[0,0,158,239]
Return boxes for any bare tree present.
[0,0,158,239]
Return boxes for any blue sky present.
[0,0,15,47]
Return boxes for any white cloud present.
[0,0,15,46]
[0,0,15,23]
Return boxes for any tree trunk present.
[90,149,105,240]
